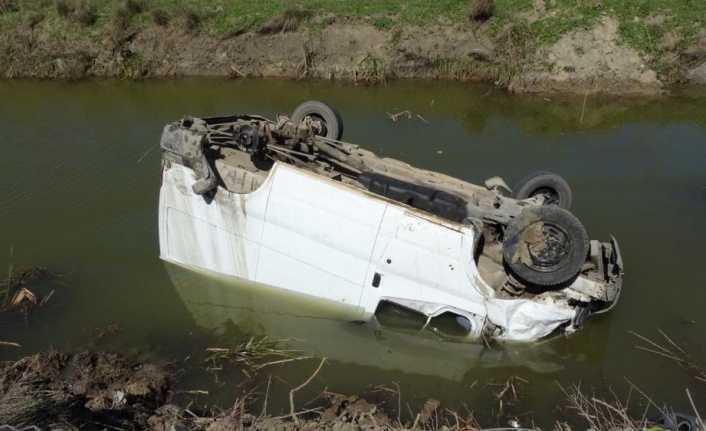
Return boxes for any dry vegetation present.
[257,7,313,35]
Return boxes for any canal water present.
[0,79,704,426]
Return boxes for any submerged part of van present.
[158,101,623,342]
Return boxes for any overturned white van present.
[158,101,623,341]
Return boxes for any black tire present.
[291,100,344,141]
[503,206,588,288]
[512,171,572,209]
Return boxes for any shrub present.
[110,7,131,35]
[0,0,18,14]
[468,0,495,23]
[27,13,45,29]
[181,7,200,32]
[55,0,72,17]
[151,8,169,26]
[124,0,143,16]
[74,0,97,26]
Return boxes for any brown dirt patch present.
[521,16,661,94]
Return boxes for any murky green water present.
[1,79,704,426]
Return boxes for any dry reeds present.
[631,329,706,384]
[257,7,312,35]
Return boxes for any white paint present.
[159,161,591,341]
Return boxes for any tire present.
[512,171,572,209]
[291,100,344,141]
[503,206,588,288]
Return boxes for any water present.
[0,79,704,425]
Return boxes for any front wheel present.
[503,206,588,289]
[291,100,344,141]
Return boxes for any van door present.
[256,165,386,311]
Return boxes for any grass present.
[0,0,704,83]
[0,0,703,52]
[206,336,304,370]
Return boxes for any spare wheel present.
[503,206,588,288]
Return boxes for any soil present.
[0,351,420,431]
[2,12,705,94]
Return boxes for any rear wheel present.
[291,100,344,140]
[512,171,572,209]
[503,206,588,288]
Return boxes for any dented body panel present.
[158,109,623,342]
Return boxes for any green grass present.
[0,0,704,82]
[1,0,703,50]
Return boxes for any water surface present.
[0,79,704,425]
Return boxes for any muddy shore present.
[0,350,471,431]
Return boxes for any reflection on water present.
[167,262,613,418]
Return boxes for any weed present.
[299,40,316,79]
[468,0,495,23]
[26,13,45,30]
[373,15,394,30]
[54,0,72,17]
[1,247,13,308]
[151,9,169,27]
[74,0,97,27]
[257,7,312,35]
[356,52,387,84]
[110,7,131,40]
[124,0,143,16]
[0,0,17,14]
[181,7,200,33]
[206,336,302,369]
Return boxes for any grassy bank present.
[0,1,704,88]
[2,0,705,44]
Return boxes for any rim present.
[530,186,560,205]
[524,221,571,273]
[309,113,329,137]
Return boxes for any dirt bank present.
[0,351,439,431]
[1,1,706,94]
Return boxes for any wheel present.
[291,100,344,140]
[512,171,572,209]
[503,206,588,288]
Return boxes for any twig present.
[393,381,402,425]
[0,341,21,347]
[289,357,326,425]
[686,388,704,428]
[387,110,412,122]
[137,144,157,163]
[580,89,588,123]
[230,66,246,77]
[272,407,323,420]
[260,374,272,419]
[411,413,421,430]
[416,114,428,124]
[254,355,314,369]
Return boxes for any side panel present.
[159,163,270,281]
[256,165,387,307]
[360,210,489,319]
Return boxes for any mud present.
[0,351,416,431]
